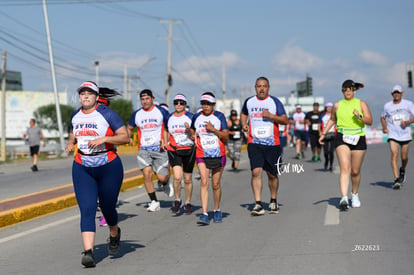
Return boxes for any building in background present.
[0,90,68,141]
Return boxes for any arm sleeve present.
[128,111,137,128]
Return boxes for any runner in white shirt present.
[167,94,196,215]
[381,85,414,189]
[240,76,288,216]
[128,89,173,212]
[190,92,229,225]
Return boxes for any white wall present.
[0,90,67,139]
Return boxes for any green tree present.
[110,99,133,125]
[34,104,75,133]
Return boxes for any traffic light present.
[408,71,413,88]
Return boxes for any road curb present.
[0,173,157,228]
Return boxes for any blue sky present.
[1,0,414,125]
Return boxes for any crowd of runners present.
[64,78,413,268]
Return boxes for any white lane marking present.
[0,187,147,244]
[324,204,340,225]
[0,215,79,244]
[123,190,146,202]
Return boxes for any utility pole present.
[124,64,128,99]
[42,0,65,154]
[94,60,100,84]
[1,51,6,161]
[160,19,181,106]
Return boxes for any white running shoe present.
[351,193,361,208]
[147,200,160,212]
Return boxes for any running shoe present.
[163,182,174,197]
[399,167,406,184]
[351,193,361,208]
[171,200,182,214]
[31,165,38,172]
[316,156,321,162]
[184,203,192,215]
[268,202,280,214]
[296,153,301,160]
[81,249,95,268]
[301,152,305,159]
[197,213,210,225]
[393,178,401,190]
[99,216,107,227]
[213,210,222,223]
[157,180,163,191]
[339,196,349,210]
[250,204,265,216]
[147,200,160,212]
[108,227,121,255]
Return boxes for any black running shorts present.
[247,143,281,176]
[334,133,367,150]
[167,148,196,173]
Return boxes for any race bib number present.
[77,138,92,154]
[312,124,319,131]
[233,131,241,139]
[342,135,360,145]
[200,135,219,149]
[254,126,271,139]
[392,114,405,126]
[142,134,156,146]
[175,133,190,145]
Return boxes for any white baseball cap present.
[77,81,99,94]
[173,94,188,103]
[391,85,403,93]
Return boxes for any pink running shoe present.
[99,216,107,226]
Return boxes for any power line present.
[0,0,152,6]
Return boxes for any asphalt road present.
[0,144,413,274]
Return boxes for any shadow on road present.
[370,181,393,189]
[93,240,145,264]
[313,197,345,211]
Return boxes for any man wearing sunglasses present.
[167,94,196,214]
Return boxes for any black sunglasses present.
[342,86,355,92]
[174,100,186,105]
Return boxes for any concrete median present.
[0,170,157,228]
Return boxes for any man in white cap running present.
[381,84,414,189]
